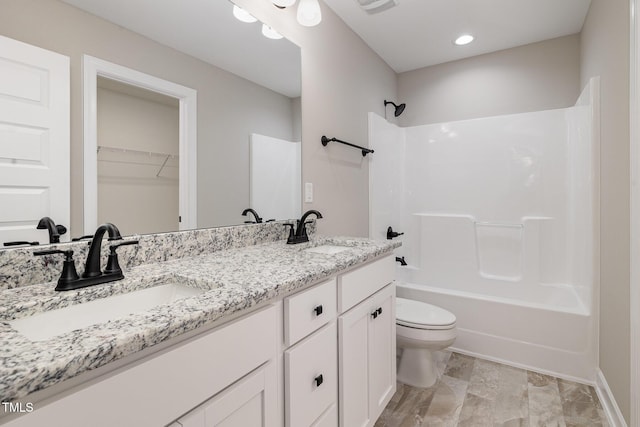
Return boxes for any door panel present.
[368,286,396,422]
[0,35,70,245]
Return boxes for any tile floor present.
[375,352,609,427]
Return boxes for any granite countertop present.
[0,236,400,402]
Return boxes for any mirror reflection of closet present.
[96,77,179,235]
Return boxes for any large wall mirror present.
[0,0,301,246]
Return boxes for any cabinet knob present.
[314,305,323,316]
[314,374,324,387]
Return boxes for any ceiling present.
[323,0,592,73]
[61,0,302,98]
[60,0,592,91]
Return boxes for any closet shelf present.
[97,145,178,179]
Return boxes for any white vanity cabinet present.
[337,255,396,427]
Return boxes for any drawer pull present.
[371,307,383,319]
[314,374,324,387]
[314,305,324,316]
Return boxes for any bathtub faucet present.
[396,256,407,266]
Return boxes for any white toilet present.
[395,297,457,388]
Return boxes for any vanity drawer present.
[284,278,336,347]
[285,322,338,427]
[338,255,394,313]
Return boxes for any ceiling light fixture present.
[272,0,297,7]
[262,24,284,39]
[454,34,474,46]
[233,5,257,23]
[296,0,322,27]
[269,0,322,27]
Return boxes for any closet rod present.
[321,135,374,157]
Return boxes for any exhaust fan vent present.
[357,0,398,14]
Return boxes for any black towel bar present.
[321,135,374,157]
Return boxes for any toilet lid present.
[396,297,456,330]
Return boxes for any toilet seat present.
[396,297,456,330]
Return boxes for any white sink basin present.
[304,245,351,255]
[10,284,205,342]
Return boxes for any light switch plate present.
[304,182,313,203]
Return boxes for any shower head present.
[384,100,406,117]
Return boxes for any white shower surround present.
[369,78,600,381]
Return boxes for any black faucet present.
[287,210,323,244]
[241,208,263,224]
[83,223,123,278]
[37,217,67,244]
[33,223,138,291]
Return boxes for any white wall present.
[397,34,581,126]
[0,0,298,234]
[580,0,631,423]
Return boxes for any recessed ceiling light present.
[454,34,474,46]
[233,5,257,23]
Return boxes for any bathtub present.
[395,272,596,382]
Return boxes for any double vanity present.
[0,222,400,427]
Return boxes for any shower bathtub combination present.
[369,79,599,381]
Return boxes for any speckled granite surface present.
[0,235,399,402]
[0,221,312,290]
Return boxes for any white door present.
[0,35,70,246]
[249,133,301,222]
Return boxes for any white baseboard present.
[595,368,628,427]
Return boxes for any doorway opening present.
[82,55,197,235]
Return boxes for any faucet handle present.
[283,223,295,243]
[4,241,40,247]
[110,240,139,248]
[34,249,80,288]
[34,249,71,257]
[105,240,139,275]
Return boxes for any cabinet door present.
[338,298,372,427]
[367,285,396,422]
[285,322,338,427]
[175,361,277,427]
[338,283,395,427]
